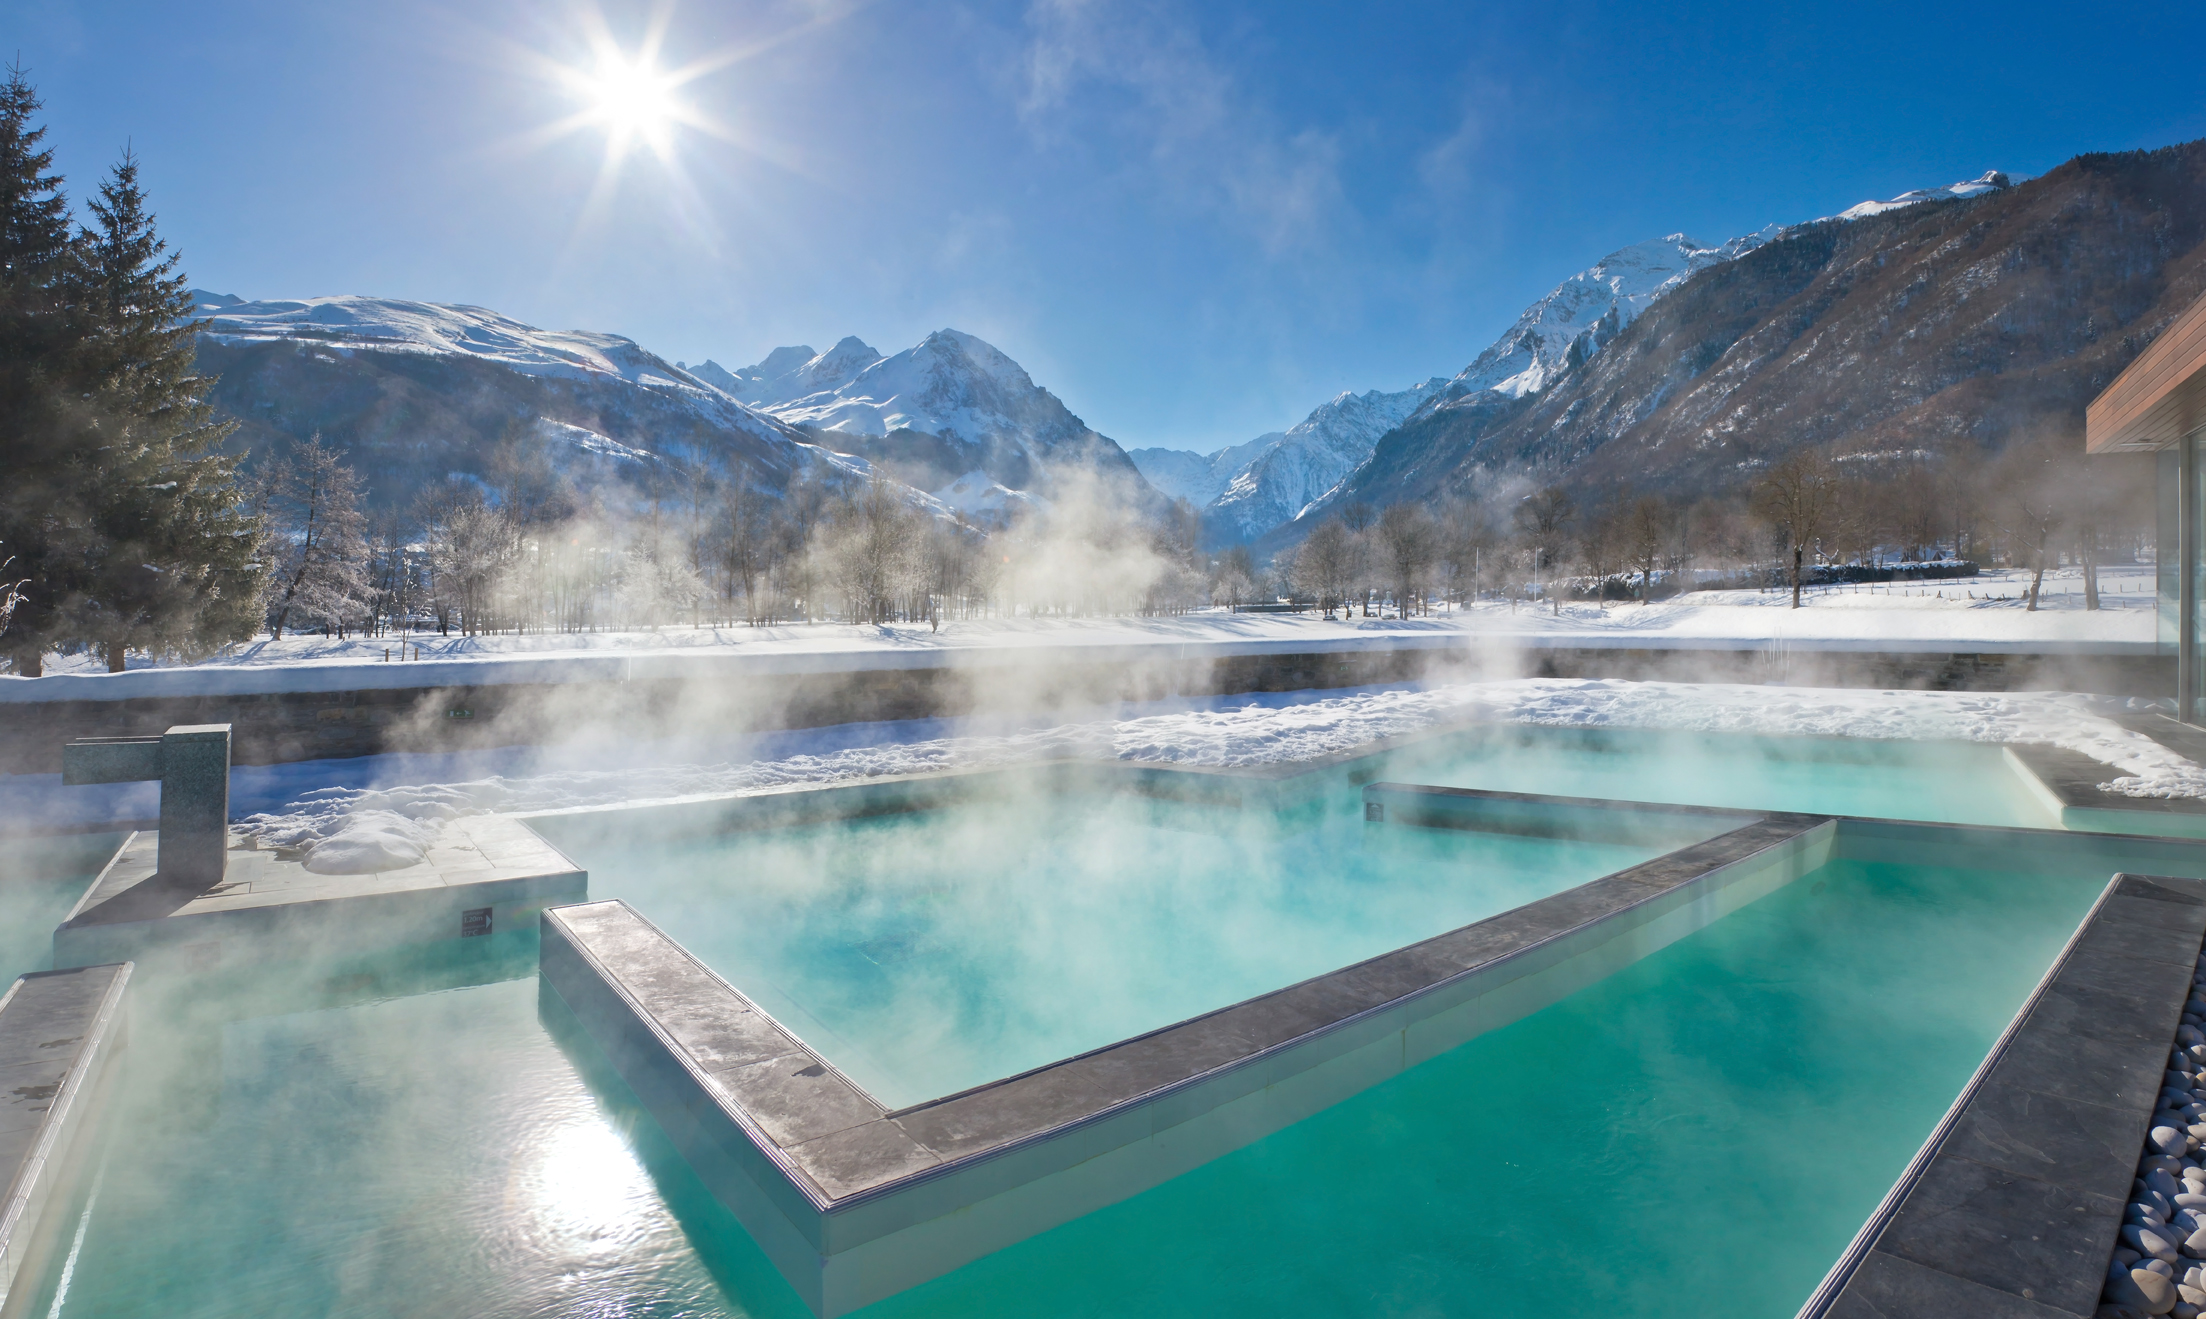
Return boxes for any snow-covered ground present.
[8,672,2195,875]
[0,566,2159,702]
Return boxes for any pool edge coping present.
[537,787,1836,1316]
[0,961,131,1317]
[1801,871,2206,1318]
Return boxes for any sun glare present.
[587,56,678,141]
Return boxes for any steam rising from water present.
[229,678,2199,873]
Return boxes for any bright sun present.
[587,57,677,140]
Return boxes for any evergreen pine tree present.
[0,63,86,674]
[66,149,268,669]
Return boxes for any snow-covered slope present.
[1208,381,1450,541]
[1831,171,2013,221]
[705,328,1149,498]
[1436,230,1785,409]
[193,294,801,449]
[1129,432,1282,506]
[180,294,919,513]
[1258,168,2018,542]
[1132,379,1446,542]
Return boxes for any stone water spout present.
[61,723,232,887]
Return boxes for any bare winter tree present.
[1291,519,1355,618]
[819,474,926,624]
[1754,450,1839,608]
[1622,493,1674,604]
[1993,432,2070,612]
[257,436,370,637]
[1375,503,1437,617]
[422,489,516,635]
[1210,545,1255,610]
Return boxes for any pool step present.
[0,962,130,1319]
[50,818,587,976]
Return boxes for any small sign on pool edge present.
[1365,802,1386,822]
[461,907,492,938]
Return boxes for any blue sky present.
[12,0,2206,453]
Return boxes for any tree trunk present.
[1791,546,1803,609]
[12,648,41,677]
[2027,553,2045,611]
[105,640,126,673]
[2082,522,2100,610]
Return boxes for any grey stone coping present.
[51,815,586,971]
[541,788,1833,1314]
[1360,780,1760,846]
[1805,873,2206,1318]
[0,962,131,1313]
[2007,742,2206,817]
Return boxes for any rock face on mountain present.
[1129,382,1447,546]
[1207,383,1451,544]
[191,295,828,509]
[696,329,1151,504]
[1128,434,1279,507]
[1308,145,2206,521]
[1152,230,1785,547]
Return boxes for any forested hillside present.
[1307,140,2206,523]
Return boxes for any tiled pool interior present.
[9,724,2201,1317]
[1380,725,2059,827]
[541,792,1729,1106]
[0,831,125,984]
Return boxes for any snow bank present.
[0,566,2159,703]
[228,678,2202,873]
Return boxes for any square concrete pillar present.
[156,725,230,886]
[63,723,231,887]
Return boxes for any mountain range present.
[187,296,1140,525]
[183,148,2203,559]
[1143,171,2029,550]
[1267,150,2200,546]
[679,328,1149,518]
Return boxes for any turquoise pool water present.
[0,832,122,986]
[1382,726,2057,827]
[35,843,2119,1319]
[550,793,1705,1106]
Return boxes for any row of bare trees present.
[243,422,2153,640]
[1275,436,2151,616]
[242,433,1228,637]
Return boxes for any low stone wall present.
[0,643,2170,773]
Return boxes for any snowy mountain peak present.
[810,335,884,383]
[714,327,1143,498]
[1832,170,2013,221]
[1134,376,1451,544]
[193,294,726,397]
[752,345,817,375]
[1442,227,1782,404]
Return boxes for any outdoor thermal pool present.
[22,817,2167,1318]
[13,710,2206,1317]
[534,788,1731,1107]
[1374,724,2059,827]
[0,831,127,984]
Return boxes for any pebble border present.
[2105,943,2206,1316]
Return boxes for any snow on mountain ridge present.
[1129,432,1282,506]
[1832,171,2013,221]
[710,327,1143,497]
[195,295,751,406]
[1436,228,1786,410]
[1207,380,1450,541]
[184,294,874,499]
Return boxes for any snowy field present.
[9,673,2195,874]
[0,565,2160,702]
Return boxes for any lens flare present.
[586,55,678,146]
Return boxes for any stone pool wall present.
[0,642,2167,772]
